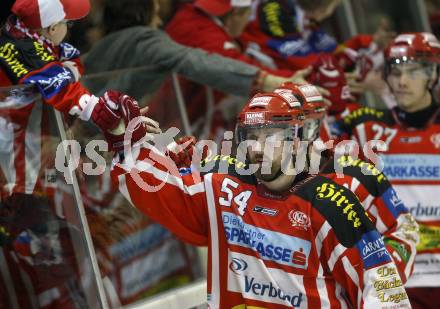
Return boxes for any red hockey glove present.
[336,47,358,71]
[91,90,122,132]
[102,92,147,152]
[168,136,210,168]
[168,136,197,168]
[308,54,352,115]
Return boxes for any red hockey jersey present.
[111,143,411,308]
[320,155,418,283]
[339,104,440,288]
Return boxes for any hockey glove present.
[101,92,147,152]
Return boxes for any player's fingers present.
[314,85,330,97]
[146,126,162,134]
[142,116,160,129]
[323,97,332,107]
[294,66,313,78]
[140,106,149,116]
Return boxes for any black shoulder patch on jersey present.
[296,175,375,248]
[0,35,55,83]
[199,154,256,185]
[322,156,391,197]
[343,107,394,131]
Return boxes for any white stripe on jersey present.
[315,222,332,308]
[315,221,331,308]
[315,221,331,258]
[328,243,346,271]
[362,194,375,211]
[204,173,220,308]
[367,204,387,233]
[335,282,349,309]
[343,177,360,193]
[117,174,134,207]
[25,102,42,194]
[0,116,16,194]
[341,256,361,307]
[316,265,331,308]
[355,123,367,148]
[134,160,205,196]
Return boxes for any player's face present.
[387,62,434,112]
[43,21,68,46]
[246,127,296,181]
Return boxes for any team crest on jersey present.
[430,133,440,149]
[288,210,311,231]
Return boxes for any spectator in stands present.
[241,0,343,71]
[166,0,298,75]
[241,0,397,114]
[68,0,106,52]
[85,0,326,138]
[84,0,313,101]
[163,0,326,136]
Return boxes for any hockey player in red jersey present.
[109,86,410,307]
[337,32,440,309]
[273,82,419,284]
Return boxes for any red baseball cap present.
[195,0,252,17]
[12,0,90,29]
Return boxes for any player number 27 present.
[372,124,397,147]
[219,178,252,216]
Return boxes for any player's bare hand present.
[346,71,385,96]
[290,66,313,84]
[140,106,161,134]
[345,72,365,94]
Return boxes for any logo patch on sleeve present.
[356,230,391,269]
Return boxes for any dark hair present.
[103,0,155,34]
[0,0,14,27]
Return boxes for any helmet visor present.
[388,61,436,80]
[302,119,322,142]
[236,123,302,145]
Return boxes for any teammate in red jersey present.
[273,82,419,284]
[336,32,440,309]
[108,86,410,308]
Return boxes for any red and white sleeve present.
[110,143,209,246]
